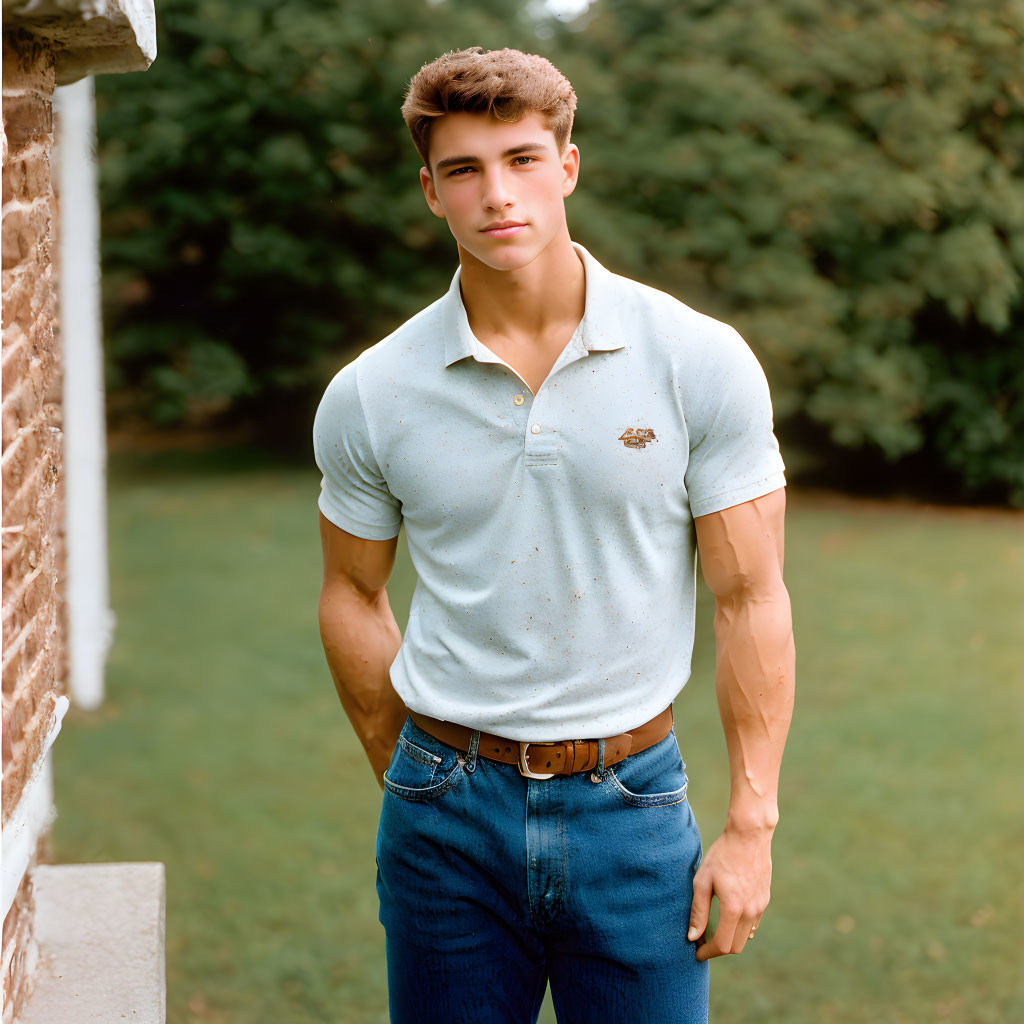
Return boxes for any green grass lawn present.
[51,446,1023,1024]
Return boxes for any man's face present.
[419,110,580,272]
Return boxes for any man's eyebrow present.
[434,142,551,171]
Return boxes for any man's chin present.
[457,238,543,273]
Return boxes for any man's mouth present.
[481,221,527,238]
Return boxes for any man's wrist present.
[724,801,779,835]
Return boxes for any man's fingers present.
[688,872,713,942]
[729,906,759,956]
[710,903,742,955]
[694,903,760,961]
[695,933,722,962]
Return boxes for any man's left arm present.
[687,485,796,961]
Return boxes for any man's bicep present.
[693,488,786,600]
[318,509,399,598]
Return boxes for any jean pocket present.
[382,718,465,803]
[605,729,689,808]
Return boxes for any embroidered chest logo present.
[619,427,658,449]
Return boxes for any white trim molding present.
[1,694,70,921]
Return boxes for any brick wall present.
[1,27,67,1023]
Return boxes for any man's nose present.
[480,168,514,211]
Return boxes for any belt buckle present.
[518,741,557,780]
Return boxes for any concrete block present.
[16,862,165,1023]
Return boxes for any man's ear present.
[561,143,581,199]
[420,166,446,219]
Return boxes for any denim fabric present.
[376,716,709,1023]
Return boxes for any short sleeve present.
[312,360,403,540]
[683,325,786,519]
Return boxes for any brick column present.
[1,28,69,1022]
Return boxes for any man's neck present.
[456,231,586,345]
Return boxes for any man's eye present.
[513,156,535,166]
[448,166,474,176]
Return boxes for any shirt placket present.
[478,328,587,468]
[531,327,588,466]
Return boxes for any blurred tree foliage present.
[96,0,1024,502]
[559,0,1024,502]
[97,0,536,440]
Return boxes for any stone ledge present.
[16,862,165,1023]
[2,0,156,85]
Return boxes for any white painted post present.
[54,76,116,712]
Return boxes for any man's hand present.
[688,825,773,961]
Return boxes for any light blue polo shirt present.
[313,243,786,741]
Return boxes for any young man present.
[314,46,795,1023]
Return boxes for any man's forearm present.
[713,583,795,832]
[318,580,408,786]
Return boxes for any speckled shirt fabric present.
[313,243,786,741]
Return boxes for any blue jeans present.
[375,715,710,1023]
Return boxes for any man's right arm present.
[317,509,408,789]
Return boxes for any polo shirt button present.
[513,394,525,406]
[530,423,541,434]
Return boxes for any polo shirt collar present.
[443,242,625,367]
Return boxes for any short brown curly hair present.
[401,46,577,170]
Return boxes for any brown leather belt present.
[408,705,674,779]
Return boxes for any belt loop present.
[465,729,480,773]
[596,737,606,778]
